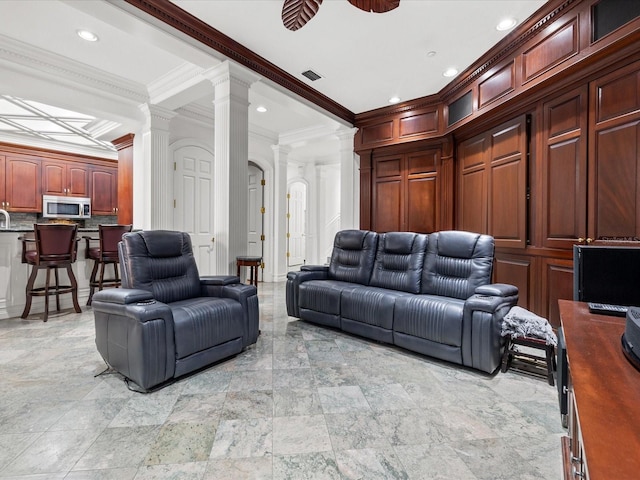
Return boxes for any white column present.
[138,104,176,230]
[206,62,259,275]
[271,144,290,281]
[336,127,359,230]
[304,160,318,265]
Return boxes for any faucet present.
[0,209,10,230]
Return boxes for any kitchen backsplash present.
[8,213,118,230]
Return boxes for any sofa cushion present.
[394,295,465,347]
[299,279,361,315]
[341,285,412,330]
[370,232,428,293]
[170,297,244,359]
[421,231,494,300]
[328,230,378,285]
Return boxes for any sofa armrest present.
[286,269,330,318]
[220,283,260,347]
[462,284,519,373]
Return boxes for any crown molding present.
[0,132,117,159]
[124,0,355,125]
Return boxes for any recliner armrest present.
[300,265,329,272]
[92,288,154,305]
[474,283,518,298]
[200,275,241,286]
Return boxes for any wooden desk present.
[559,300,640,480]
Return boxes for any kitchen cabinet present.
[3,155,41,212]
[42,159,89,197]
[90,164,118,215]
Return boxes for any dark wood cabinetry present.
[42,159,89,197]
[90,165,118,216]
[458,115,528,249]
[4,155,41,212]
[373,148,441,233]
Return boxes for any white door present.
[173,145,215,274]
[247,163,263,259]
[288,181,306,267]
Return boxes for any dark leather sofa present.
[286,229,518,373]
[91,230,259,391]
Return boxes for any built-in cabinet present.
[457,115,528,250]
[372,148,442,233]
[0,143,118,216]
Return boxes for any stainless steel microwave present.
[42,195,91,219]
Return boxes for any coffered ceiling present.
[0,0,548,154]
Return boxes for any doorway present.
[248,162,265,279]
[287,181,306,267]
[173,144,216,274]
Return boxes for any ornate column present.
[138,104,176,229]
[336,127,359,230]
[271,144,290,281]
[206,62,259,274]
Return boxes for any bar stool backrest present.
[33,224,78,265]
[99,224,133,261]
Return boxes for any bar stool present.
[21,223,81,322]
[236,256,262,287]
[84,224,132,305]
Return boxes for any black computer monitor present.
[573,245,640,307]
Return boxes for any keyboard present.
[588,302,628,317]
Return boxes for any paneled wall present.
[355,0,640,326]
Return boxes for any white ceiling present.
[0,0,548,154]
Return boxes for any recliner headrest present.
[382,232,418,254]
[435,230,479,258]
[335,230,371,250]
[138,230,185,257]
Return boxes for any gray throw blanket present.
[501,306,558,346]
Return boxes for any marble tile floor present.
[0,282,564,479]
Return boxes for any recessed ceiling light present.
[443,68,458,78]
[389,96,401,104]
[496,17,518,31]
[256,106,267,113]
[426,51,437,58]
[77,29,99,42]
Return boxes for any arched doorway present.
[248,162,265,278]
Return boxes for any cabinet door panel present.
[459,168,486,234]
[490,155,526,247]
[407,175,436,233]
[91,167,117,215]
[591,121,640,239]
[541,88,588,249]
[494,253,533,310]
[0,155,5,205]
[6,157,40,212]
[42,162,65,195]
[68,165,89,197]
[374,180,402,232]
[541,257,574,329]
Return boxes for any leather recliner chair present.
[91,230,259,391]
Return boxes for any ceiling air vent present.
[302,70,322,81]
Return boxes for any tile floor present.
[0,282,564,479]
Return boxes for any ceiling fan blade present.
[282,0,323,31]
[348,0,400,13]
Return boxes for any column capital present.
[271,144,292,155]
[203,61,261,89]
[139,104,177,131]
[335,127,358,142]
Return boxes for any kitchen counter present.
[0,229,99,320]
